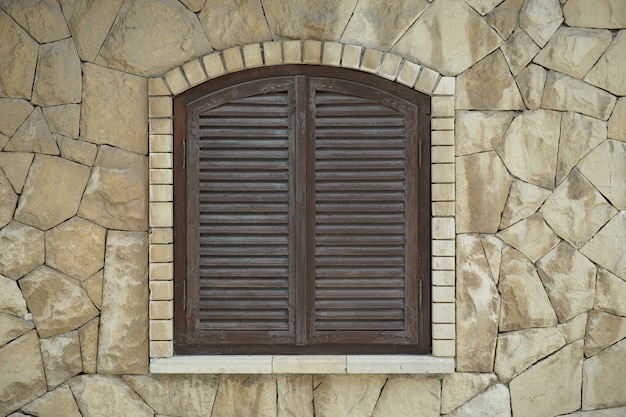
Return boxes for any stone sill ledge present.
[150,355,455,374]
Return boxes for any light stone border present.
[148,41,456,373]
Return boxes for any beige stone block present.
[414,67,439,94]
[371,377,440,417]
[0,170,16,229]
[150,244,173,263]
[432,303,455,323]
[432,339,456,357]
[0,275,27,316]
[0,98,33,137]
[595,268,626,317]
[283,40,302,64]
[314,375,384,416]
[149,263,174,281]
[263,41,283,66]
[585,310,626,357]
[57,136,98,166]
[70,375,154,416]
[432,146,455,163]
[501,29,540,77]
[82,271,103,310]
[481,234,503,284]
[150,301,173,320]
[148,77,171,96]
[164,67,190,95]
[150,185,173,202]
[500,179,551,229]
[32,39,82,107]
[433,217,455,239]
[277,375,314,417]
[0,152,32,195]
[5,107,59,155]
[432,130,454,146]
[432,270,455,286]
[150,118,173,135]
[203,53,227,78]
[21,384,82,417]
[150,152,173,169]
[150,320,173,340]
[212,376,276,417]
[0,12,39,99]
[455,111,514,156]
[516,64,546,109]
[433,202,455,216]
[563,0,626,29]
[448,384,511,417]
[432,240,455,256]
[498,213,560,263]
[149,229,173,244]
[341,44,362,69]
[149,340,173,358]
[150,280,174,301]
[582,338,626,410]
[150,169,173,184]
[182,59,207,87]
[0,310,32,346]
[397,61,420,87]
[322,42,343,66]
[580,211,626,281]
[519,0,563,47]
[303,40,322,64]
[149,135,173,153]
[243,44,263,69]
[149,97,173,118]
[0,221,45,279]
[432,117,455,131]
[433,257,455,270]
[3,0,69,43]
[360,48,382,73]
[433,323,455,339]
[608,97,626,142]
[432,163,455,183]
[432,96,455,117]
[379,54,402,80]
[432,183,455,201]
[578,139,626,210]
[40,331,82,389]
[42,104,80,138]
[585,30,626,96]
[435,77,456,95]
[432,286,455,303]
[441,372,499,414]
[198,0,269,49]
[557,313,588,343]
[273,356,346,374]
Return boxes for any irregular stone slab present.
[21,384,82,417]
[20,266,98,338]
[180,0,206,12]
[518,0,563,47]
[0,0,70,43]
[42,104,81,139]
[57,136,98,166]
[96,0,212,77]
[541,169,618,249]
[277,376,313,417]
[609,98,626,141]
[32,39,82,107]
[81,64,148,154]
[501,29,540,76]
[59,0,125,62]
[70,374,154,417]
[585,310,626,357]
[0,331,47,416]
[456,234,500,372]
[498,246,558,332]
[97,231,148,374]
[495,326,566,382]
[496,109,560,189]
[558,313,588,343]
[372,377,439,417]
[455,111,514,156]
[534,27,613,79]
[582,338,626,409]
[79,146,149,231]
[510,341,583,417]
[341,0,429,49]
[0,134,7,150]
[15,155,90,231]
[580,212,626,280]
[481,234,503,284]
[595,268,626,317]
[0,275,27,316]
[314,375,386,417]
[578,140,626,210]
[4,107,59,155]
[464,0,503,15]
[441,373,498,414]
[585,30,626,96]
[393,0,502,76]
[497,214,560,263]
[542,71,617,120]
[0,99,33,137]
[561,406,626,417]
[447,384,511,417]
[0,152,34,194]
[124,374,218,417]
[500,180,551,229]
[0,221,45,279]
[0,170,16,229]
[81,270,103,310]
[557,112,607,184]
[515,63,546,109]
[486,0,524,40]
[563,0,626,29]
[0,11,38,99]
[40,331,83,389]
[0,313,34,347]
[79,318,99,374]
[198,0,271,50]
[456,50,525,110]
[212,376,277,417]
[456,152,512,233]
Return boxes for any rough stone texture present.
[561,407,626,417]
[447,384,511,417]
[456,152,512,233]
[595,268,626,317]
[0,10,39,99]
[510,341,583,417]
[21,384,82,417]
[558,313,589,343]
[0,98,33,137]
[501,29,540,76]
[96,0,212,77]
[578,140,626,210]
[57,136,99,166]
[557,112,607,184]
[0,331,47,416]
[584,30,626,96]
[0,275,27,316]
[500,180,551,229]
[518,0,563,47]
[0,221,45,279]
[534,27,613,79]
[81,270,103,310]
[180,0,206,12]
[580,212,626,281]
[212,376,277,417]
[485,0,523,40]
[198,0,271,50]
[4,107,59,155]
[496,109,561,189]
[498,246,558,332]
[464,0,502,15]
[40,331,83,389]
[32,39,82,107]
[20,266,99,339]
[563,0,626,29]
[0,170,17,228]
[540,169,618,249]
[42,104,81,139]
[97,231,149,374]
[456,50,524,110]
[495,327,566,382]
[584,310,626,357]
[393,0,502,76]
[542,71,617,121]
[515,63,546,109]
[441,373,498,414]
[609,98,626,141]
[314,375,386,417]
[69,374,154,417]
[123,374,218,417]
[79,318,99,374]
[455,111,514,156]
[0,313,34,347]
[0,152,34,194]
[481,234,503,284]
[537,242,597,322]
[15,155,90,231]
[582,338,626,410]
[497,214,561,263]
[0,0,69,43]
[277,375,314,417]
[81,64,148,154]
[372,377,440,417]
[79,146,149,231]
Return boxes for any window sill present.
[150,355,455,374]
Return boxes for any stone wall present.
[0,0,625,416]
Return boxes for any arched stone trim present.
[147,41,456,371]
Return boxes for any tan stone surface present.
[595,268,626,317]
[69,374,154,416]
[314,375,386,417]
[510,341,583,417]
[79,146,149,231]
[518,0,563,47]
[4,107,59,155]
[0,152,34,194]
[501,29,540,76]
[212,376,277,417]
[0,0,69,43]
[42,104,81,139]
[498,246,558,332]
[20,266,98,339]
[585,30,626,96]
[0,170,16,229]
[609,98,626,141]
[496,109,560,189]
[557,112,607,184]
[441,373,498,414]
[372,377,440,417]
[0,313,34,347]
[500,180,551,229]
[32,39,82,107]
[277,375,314,417]
[485,0,523,39]
[0,99,33,137]
[456,50,524,110]
[578,140,626,210]
[123,374,218,417]
[0,134,8,150]
[558,313,589,343]
[542,71,617,121]
[464,0,503,15]
[585,310,626,357]
[0,221,45,279]
[40,331,83,389]
[57,136,98,166]
[534,27,612,79]
[0,331,47,416]
[515,63,546,109]
[481,234,503,284]
[455,111,514,156]
[563,0,626,29]
[561,406,626,417]
[79,318,99,374]
[580,211,626,281]
[0,275,27,317]
[21,384,82,417]
[497,214,561,263]
[198,0,271,50]
[81,64,148,154]
[0,11,38,99]
[393,0,502,76]
[582,338,626,409]
[447,384,511,417]
[456,152,512,233]
[180,0,206,12]
[98,231,149,374]
[81,270,103,310]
